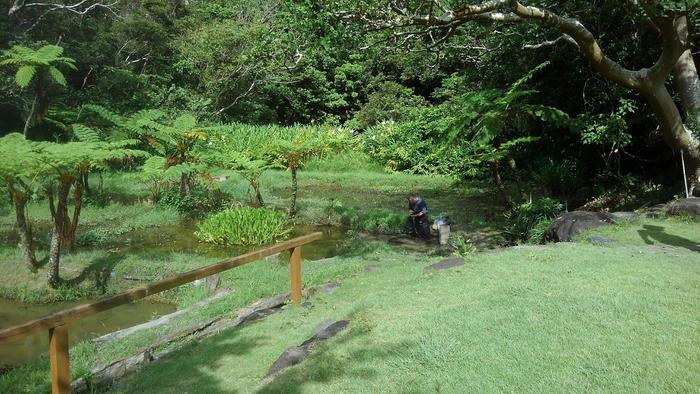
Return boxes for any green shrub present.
[159,184,230,217]
[449,233,477,258]
[195,207,290,245]
[83,189,110,208]
[337,206,404,234]
[505,197,563,244]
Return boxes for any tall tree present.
[344,0,700,193]
[0,133,41,272]
[39,140,146,288]
[0,45,76,137]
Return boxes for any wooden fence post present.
[289,246,302,303]
[49,325,71,394]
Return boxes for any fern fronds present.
[72,124,102,143]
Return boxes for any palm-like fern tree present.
[447,62,569,203]
[0,134,42,272]
[0,45,77,137]
[82,105,209,199]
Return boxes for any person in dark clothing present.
[405,194,430,238]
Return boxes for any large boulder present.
[666,197,700,219]
[547,211,616,242]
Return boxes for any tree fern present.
[0,44,76,135]
[15,65,36,88]
[71,124,102,143]
[47,66,67,86]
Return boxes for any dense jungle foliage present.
[2,0,696,194]
[1,0,699,286]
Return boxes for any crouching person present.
[405,193,430,238]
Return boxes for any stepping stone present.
[311,282,339,295]
[265,320,349,378]
[587,236,617,246]
[425,256,464,271]
[363,264,381,272]
[610,211,639,221]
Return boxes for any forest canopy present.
[1,0,699,200]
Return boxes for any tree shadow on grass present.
[66,254,124,293]
[257,325,416,393]
[638,225,700,253]
[117,310,414,394]
[119,329,268,394]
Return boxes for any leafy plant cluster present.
[195,207,290,245]
[504,197,564,244]
[336,206,405,234]
[158,184,230,218]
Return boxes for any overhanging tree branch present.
[346,0,699,190]
[9,0,119,16]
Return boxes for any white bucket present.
[438,224,450,245]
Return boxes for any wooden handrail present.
[0,232,322,343]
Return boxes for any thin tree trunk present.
[289,165,298,217]
[22,97,36,138]
[98,171,104,194]
[506,155,524,199]
[68,180,83,250]
[35,78,49,124]
[491,160,509,204]
[251,179,264,207]
[82,169,90,193]
[54,176,74,250]
[11,190,38,272]
[47,222,61,289]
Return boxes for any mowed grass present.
[110,219,700,393]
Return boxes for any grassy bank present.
[1,217,697,392]
[103,218,698,393]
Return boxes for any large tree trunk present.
[51,175,80,251]
[46,175,82,288]
[673,16,700,195]
[640,81,700,193]
[11,190,38,272]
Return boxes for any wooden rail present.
[0,232,322,393]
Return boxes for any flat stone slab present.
[363,264,381,272]
[610,211,639,221]
[265,320,349,378]
[587,236,618,246]
[425,256,464,271]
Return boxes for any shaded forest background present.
[1,0,698,209]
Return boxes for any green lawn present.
[106,218,700,393]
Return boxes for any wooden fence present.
[0,232,322,394]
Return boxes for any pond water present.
[107,223,350,261]
[0,298,174,366]
[0,225,348,368]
